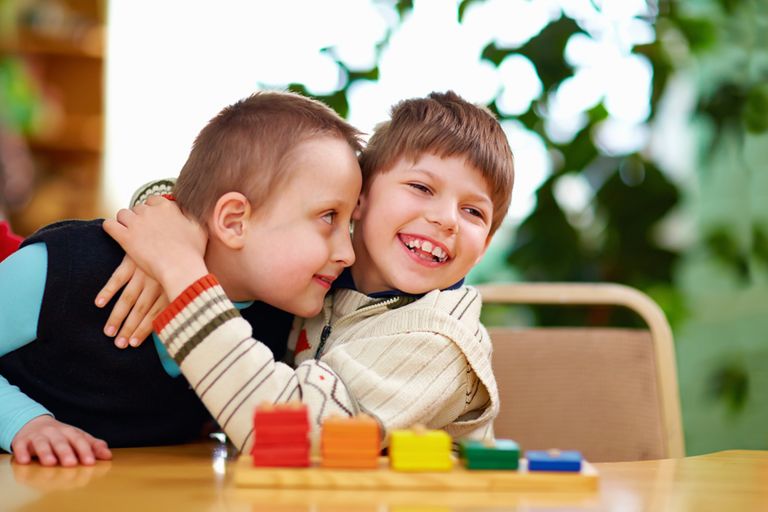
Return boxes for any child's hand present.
[12,415,112,467]
[103,196,209,300]
[95,255,169,348]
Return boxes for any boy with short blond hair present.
[105,91,514,449]
[0,90,363,466]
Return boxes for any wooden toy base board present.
[234,457,598,492]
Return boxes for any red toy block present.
[254,403,310,428]
[251,402,311,467]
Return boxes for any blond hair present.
[174,91,363,222]
[359,91,514,235]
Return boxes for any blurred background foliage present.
[387,0,765,455]
[295,0,767,454]
[2,0,766,454]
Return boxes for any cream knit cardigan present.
[154,275,499,453]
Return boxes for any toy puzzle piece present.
[252,403,311,467]
[321,415,381,469]
[389,427,452,472]
[459,439,520,470]
[253,403,310,428]
[526,449,583,472]
[252,446,311,467]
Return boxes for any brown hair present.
[174,90,364,223]
[359,91,514,235]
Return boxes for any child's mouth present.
[399,234,449,263]
[313,274,336,289]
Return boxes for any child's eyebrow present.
[466,194,494,209]
[313,198,348,210]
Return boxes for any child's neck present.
[348,263,386,296]
[203,242,249,302]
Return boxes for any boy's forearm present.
[151,274,357,453]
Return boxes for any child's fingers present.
[117,280,159,346]
[114,207,138,227]
[91,439,112,461]
[102,217,129,247]
[65,431,97,466]
[126,291,168,346]
[29,437,63,467]
[106,273,145,348]
[95,255,137,308]
[145,195,166,206]
[129,318,154,347]
[48,437,80,467]
[11,439,32,464]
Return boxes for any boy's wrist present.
[158,257,209,300]
[152,273,225,339]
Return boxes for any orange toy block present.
[320,415,380,469]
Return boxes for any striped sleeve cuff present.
[152,274,241,365]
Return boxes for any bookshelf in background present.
[0,0,105,236]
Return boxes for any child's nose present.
[426,202,459,234]
[333,230,356,267]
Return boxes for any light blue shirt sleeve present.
[153,334,180,377]
[0,244,46,355]
[0,243,53,452]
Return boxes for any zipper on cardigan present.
[314,324,332,358]
[313,295,399,359]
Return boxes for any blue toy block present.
[526,449,583,472]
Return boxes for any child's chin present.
[290,303,323,319]
[395,279,440,296]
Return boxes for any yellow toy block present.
[389,427,453,471]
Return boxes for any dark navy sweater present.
[0,220,291,447]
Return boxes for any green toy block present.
[459,439,520,470]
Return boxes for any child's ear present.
[352,194,366,221]
[210,192,252,249]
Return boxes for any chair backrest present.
[477,282,684,462]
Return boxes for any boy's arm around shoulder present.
[318,286,499,443]
[151,274,360,454]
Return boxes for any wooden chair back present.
[478,283,685,462]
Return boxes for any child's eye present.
[321,212,337,224]
[464,207,485,220]
[408,183,431,194]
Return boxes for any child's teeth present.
[403,237,448,261]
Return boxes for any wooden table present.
[1,444,766,511]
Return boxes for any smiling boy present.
[105,91,514,449]
[289,91,513,440]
